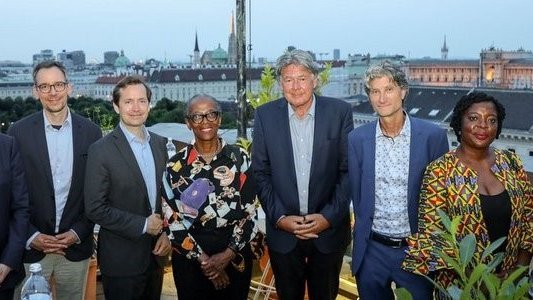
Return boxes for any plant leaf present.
[512,276,531,300]
[482,273,499,297]
[394,287,413,300]
[485,252,504,273]
[500,266,528,292]
[481,236,506,260]
[459,234,476,266]
[437,208,452,232]
[464,263,486,296]
[447,285,462,300]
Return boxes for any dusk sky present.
[3,0,532,64]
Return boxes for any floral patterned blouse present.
[402,148,533,290]
[161,139,259,260]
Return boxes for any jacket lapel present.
[278,99,297,185]
[309,96,324,181]
[149,134,164,213]
[111,127,150,204]
[33,113,54,190]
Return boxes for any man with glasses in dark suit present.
[9,60,102,300]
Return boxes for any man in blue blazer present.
[348,62,448,299]
[0,134,29,300]
[8,61,102,300]
[253,49,353,300]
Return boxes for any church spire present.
[193,31,200,67]
[441,35,448,60]
[227,12,237,65]
[194,31,200,52]
[230,11,235,35]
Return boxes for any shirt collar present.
[375,112,411,138]
[43,109,71,129]
[119,122,151,144]
[288,94,316,119]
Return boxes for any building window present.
[529,151,533,157]
[428,109,440,117]
[451,141,458,147]
[508,148,515,153]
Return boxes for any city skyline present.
[3,0,533,64]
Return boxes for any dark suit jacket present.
[252,96,354,254]
[348,117,449,275]
[0,134,29,290]
[84,126,167,277]
[7,111,102,263]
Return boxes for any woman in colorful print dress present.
[161,94,259,300]
[402,91,532,298]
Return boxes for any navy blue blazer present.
[252,96,354,254]
[8,111,102,263]
[348,117,449,275]
[0,134,29,290]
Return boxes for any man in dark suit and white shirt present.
[8,61,102,300]
[0,133,29,300]
[252,49,353,300]
[85,76,171,300]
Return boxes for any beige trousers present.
[15,254,89,300]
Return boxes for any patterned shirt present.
[402,149,533,291]
[373,115,411,237]
[161,139,259,259]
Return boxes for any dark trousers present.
[101,257,163,300]
[171,248,253,300]
[0,288,14,300]
[356,239,433,299]
[269,239,346,300]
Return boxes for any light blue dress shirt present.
[44,110,74,233]
[119,123,157,214]
[288,96,316,215]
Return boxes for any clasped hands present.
[147,213,164,236]
[30,230,79,255]
[198,249,235,290]
[277,214,330,240]
[147,214,171,257]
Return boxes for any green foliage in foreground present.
[396,209,531,300]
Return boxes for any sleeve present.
[510,153,533,252]
[228,150,259,252]
[69,126,102,243]
[402,159,455,275]
[317,104,354,227]
[1,138,29,269]
[251,109,290,226]
[84,143,147,240]
[160,157,204,260]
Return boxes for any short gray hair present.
[186,93,222,115]
[364,61,408,95]
[275,49,319,78]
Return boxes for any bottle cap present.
[29,263,42,273]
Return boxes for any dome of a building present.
[211,44,228,60]
[114,50,130,68]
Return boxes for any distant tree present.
[0,95,237,133]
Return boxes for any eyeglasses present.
[35,81,69,93]
[187,111,220,124]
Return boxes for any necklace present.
[194,138,220,158]
[382,126,402,139]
